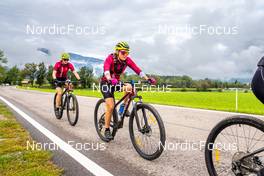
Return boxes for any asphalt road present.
[1,86,263,176]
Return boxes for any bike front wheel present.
[94,98,118,142]
[205,115,264,176]
[129,103,166,160]
[67,94,79,126]
[53,93,64,119]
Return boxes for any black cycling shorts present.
[55,78,67,88]
[100,81,122,99]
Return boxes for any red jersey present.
[53,61,75,78]
[101,53,142,81]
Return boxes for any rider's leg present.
[123,83,132,105]
[121,83,132,116]
[56,87,63,108]
[105,97,115,129]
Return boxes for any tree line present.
[0,50,96,88]
[0,49,250,90]
[121,74,250,91]
[3,63,96,88]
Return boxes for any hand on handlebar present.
[109,78,118,85]
[53,79,58,84]
[147,77,157,85]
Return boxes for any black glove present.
[147,77,157,85]
[53,79,58,85]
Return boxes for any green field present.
[18,86,264,115]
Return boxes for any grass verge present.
[0,102,62,176]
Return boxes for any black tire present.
[67,94,79,126]
[94,98,118,142]
[53,93,63,119]
[205,115,264,176]
[129,103,166,160]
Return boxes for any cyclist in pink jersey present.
[52,53,80,116]
[100,41,156,141]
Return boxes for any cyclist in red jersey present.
[100,42,156,141]
[52,53,80,116]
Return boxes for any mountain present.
[36,48,104,76]
[69,53,104,77]
[37,48,51,55]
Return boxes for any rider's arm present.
[73,71,80,80]
[103,55,113,81]
[127,57,149,80]
[69,63,80,80]
[53,62,60,80]
[52,70,57,80]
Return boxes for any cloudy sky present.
[0,0,264,79]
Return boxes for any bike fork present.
[132,98,150,132]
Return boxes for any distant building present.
[21,79,30,86]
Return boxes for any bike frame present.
[58,80,73,110]
[113,81,150,131]
[61,88,69,110]
[238,147,264,172]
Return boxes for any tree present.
[47,65,54,86]
[78,66,93,88]
[0,50,8,66]
[0,66,7,84]
[196,80,210,91]
[5,66,20,85]
[36,62,47,86]
[0,50,8,84]
[23,63,37,86]
[182,75,193,88]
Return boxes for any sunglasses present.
[119,50,129,55]
[63,59,69,61]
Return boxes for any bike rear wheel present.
[129,103,166,160]
[54,93,64,119]
[94,98,118,142]
[205,115,264,176]
[67,94,79,126]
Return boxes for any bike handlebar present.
[121,80,153,86]
[54,79,80,84]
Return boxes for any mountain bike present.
[205,115,264,176]
[94,80,166,160]
[53,80,79,126]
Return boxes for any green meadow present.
[18,86,264,115]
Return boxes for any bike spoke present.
[242,124,250,151]
[248,133,264,152]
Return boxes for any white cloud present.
[0,0,263,79]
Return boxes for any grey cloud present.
[0,0,263,80]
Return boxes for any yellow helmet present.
[61,53,70,60]
[115,41,130,52]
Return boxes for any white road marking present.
[0,96,113,176]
